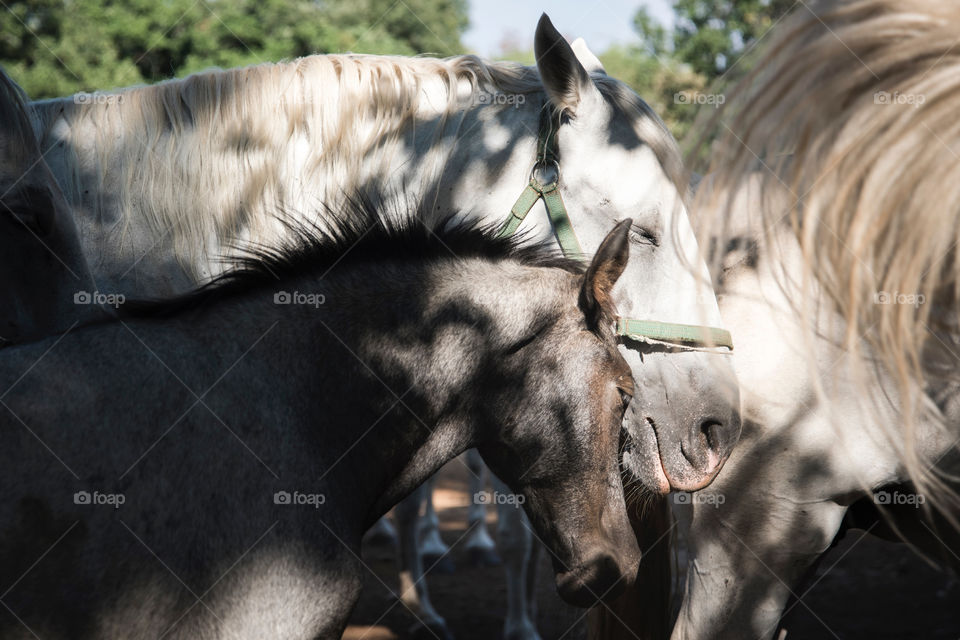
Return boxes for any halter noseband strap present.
[496,103,734,352]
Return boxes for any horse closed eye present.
[505,333,539,355]
[616,375,634,410]
[504,322,550,355]
[629,227,659,247]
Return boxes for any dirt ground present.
[344,458,959,640]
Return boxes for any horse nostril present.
[699,419,723,453]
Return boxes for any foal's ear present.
[534,14,605,117]
[579,219,631,330]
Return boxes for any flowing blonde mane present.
[28,52,682,280]
[695,0,960,504]
[29,54,544,275]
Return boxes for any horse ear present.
[570,38,606,75]
[534,14,604,116]
[579,219,631,330]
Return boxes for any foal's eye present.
[505,323,549,355]
[616,375,634,410]
[618,388,632,409]
[504,333,538,355]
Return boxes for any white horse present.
[634,2,960,638]
[27,15,740,638]
[669,175,959,640]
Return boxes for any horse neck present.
[28,76,546,297]
[284,256,568,524]
[396,96,544,228]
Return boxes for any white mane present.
[28,53,682,278]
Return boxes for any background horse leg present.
[395,483,453,640]
[523,525,541,634]
[494,475,542,640]
[419,475,455,574]
[364,515,399,548]
[466,448,501,566]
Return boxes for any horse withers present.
[0,202,641,640]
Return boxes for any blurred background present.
[0,0,792,142]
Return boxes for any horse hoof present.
[422,552,455,574]
[467,546,502,567]
[408,620,454,640]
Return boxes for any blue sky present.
[463,0,674,57]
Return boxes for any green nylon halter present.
[497,105,733,352]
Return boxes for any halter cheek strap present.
[497,107,583,257]
[496,104,734,352]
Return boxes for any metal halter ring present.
[530,159,560,189]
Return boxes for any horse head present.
[478,220,641,606]
[528,15,741,492]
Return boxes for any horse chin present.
[553,549,637,607]
[661,460,725,492]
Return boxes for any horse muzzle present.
[554,540,640,607]
[622,350,742,492]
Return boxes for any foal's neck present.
[272,257,569,529]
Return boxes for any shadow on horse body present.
[0,202,642,640]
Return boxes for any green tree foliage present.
[2,0,792,143]
[1,0,468,99]
[632,6,669,58]
[636,0,796,81]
